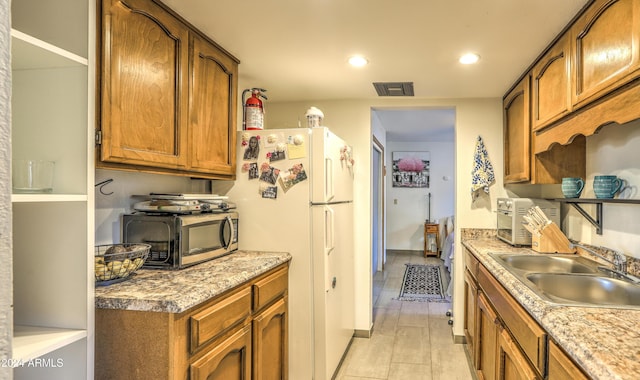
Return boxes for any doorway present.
[370,107,456,324]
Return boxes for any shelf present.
[549,198,640,235]
[13,325,87,362]
[552,198,640,204]
[11,29,88,70]
[11,193,87,203]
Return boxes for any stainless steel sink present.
[493,254,600,274]
[489,253,640,309]
[526,273,640,307]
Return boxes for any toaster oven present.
[496,198,560,246]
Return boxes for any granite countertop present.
[463,238,640,380]
[95,250,291,314]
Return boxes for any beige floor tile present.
[334,251,473,380]
[372,307,400,336]
[383,275,404,290]
[375,289,403,310]
[391,326,431,365]
[398,301,431,327]
[388,363,432,380]
[428,301,452,315]
[430,345,473,380]
[341,335,395,378]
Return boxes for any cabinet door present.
[532,34,571,131]
[497,329,538,380]
[476,292,499,380]
[571,0,640,107]
[252,297,288,380]
[548,340,588,380]
[100,0,189,169]
[190,324,252,380]
[503,75,531,183]
[188,32,238,176]
[464,269,478,367]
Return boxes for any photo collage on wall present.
[241,132,308,199]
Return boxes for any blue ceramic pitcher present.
[593,175,622,199]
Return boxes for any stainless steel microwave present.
[496,198,559,246]
[122,211,238,269]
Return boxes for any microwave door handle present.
[224,215,235,250]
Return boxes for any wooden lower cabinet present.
[464,251,593,380]
[497,329,538,380]
[548,339,589,380]
[191,324,252,380]
[96,264,288,380]
[463,269,478,365]
[253,297,288,380]
[476,292,499,380]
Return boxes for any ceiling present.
[161,0,590,139]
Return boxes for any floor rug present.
[397,264,446,302]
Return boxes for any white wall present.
[562,119,640,258]
[386,140,454,251]
[0,1,12,376]
[94,169,210,244]
[265,97,505,338]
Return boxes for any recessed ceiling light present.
[348,55,369,67]
[459,53,480,65]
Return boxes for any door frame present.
[372,136,385,273]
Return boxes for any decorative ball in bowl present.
[95,243,151,286]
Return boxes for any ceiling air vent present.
[373,82,414,96]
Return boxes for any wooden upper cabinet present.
[98,0,239,178]
[503,75,531,183]
[571,0,640,107]
[532,34,571,131]
[100,0,189,169]
[188,33,237,176]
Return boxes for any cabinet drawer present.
[190,286,252,353]
[465,249,479,279]
[477,264,547,377]
[253,267,288,311]
[425,224,438,234]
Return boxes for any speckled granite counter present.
[95,250,291,313]
[463,238,640,380]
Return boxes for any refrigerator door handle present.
[325,158,335,202]
[325,206,335,255]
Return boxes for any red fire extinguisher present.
[242,88,267,130]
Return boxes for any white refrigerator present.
[214,127,355,380]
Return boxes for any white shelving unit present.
[10,0,94,378]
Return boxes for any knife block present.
[531,222,575,254]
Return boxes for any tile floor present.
[334,250,475,380]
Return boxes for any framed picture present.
[392,151,430,188]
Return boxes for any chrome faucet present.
[569,243,627,274]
